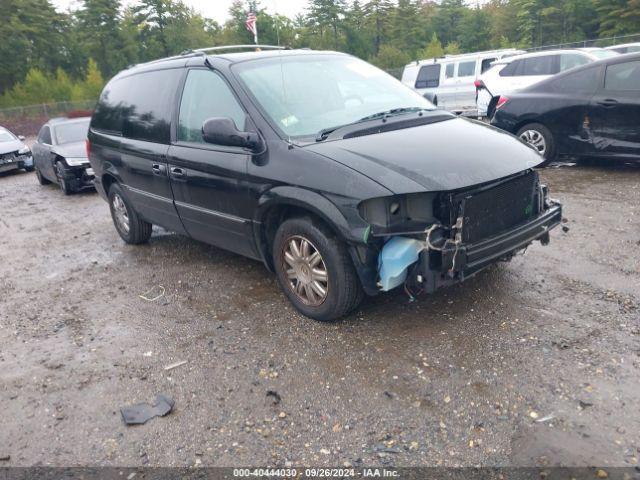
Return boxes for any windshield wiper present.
[315,107,428,142]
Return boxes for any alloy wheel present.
[281,235,329,306]
[112,193,130,234]
[519,129,547,156]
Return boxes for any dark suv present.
[88,47,562,321]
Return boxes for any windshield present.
[54,120,90,145]
[234,54,435,139]
[0,131,17,143]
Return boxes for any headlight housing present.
[65,157,89,166]
[18,146,30,155]
[358,192,438,234]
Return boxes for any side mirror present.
[18,135,25,141]
[202,117,263,152]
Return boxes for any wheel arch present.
[253,187,355,271]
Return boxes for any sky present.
[52,0,310,24]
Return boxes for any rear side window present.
[605,61,640,91]
[457,61,476,77]
[551,67,600,93]
[521,55,557,76]
[415,64,440,88]
[178,70,246,144]
[445,63,455,79]
[499,60,520,77]
[481,58,496,73]
[92,68,182,143]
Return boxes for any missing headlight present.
[358,192,438,235]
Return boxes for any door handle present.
[170,166,186,178]
[152,163,166,175]
[598,99,618,108]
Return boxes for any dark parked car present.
[33,117,94,194]
[491,53,640,163]
[88,47,562,321]
[0,126,34,174]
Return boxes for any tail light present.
[85,138,91,160]
[474,79,483,89]
[495,96,509,110]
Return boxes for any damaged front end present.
[357,170,562,295]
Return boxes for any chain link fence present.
[528,32,640,52]
[0,100,95,121]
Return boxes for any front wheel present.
[108,183,152,244]
[55,161,73,195]
[516,123,556,164]
[24,165,34,172]
[273,217,364,322]
[35,167,51,185]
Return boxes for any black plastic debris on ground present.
[120,394,175,425]
[266,390,281,405]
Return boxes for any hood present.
[0,139,26,155]
[306,117,543,194]
[52,141,87,160]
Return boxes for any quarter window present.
[560,53,590,72]
[38,126,52,144]
[605,61,640,91]
[551,67,599,93]
[415,64,440,88]
[457,61,476,77]
[178,70,246,144]
[481,58,497,73]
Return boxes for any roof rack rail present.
[194,45,288,53]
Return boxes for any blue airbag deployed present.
[378,237,424,291]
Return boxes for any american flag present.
[245,11,257,38]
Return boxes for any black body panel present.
[491,53,640,161]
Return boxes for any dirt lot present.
[1,160,639,468]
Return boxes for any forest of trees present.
[1,0,639,108]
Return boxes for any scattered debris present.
[163,360,187,371]
[120,394,175,425]
[535,413,556,423]
[529,411,539,419]
[320,448,331,455]
[579,400,594,409]
[596,469,608,478]
[143,351,153,357]
[278,411,287,419]
[139,285,165,302]
[266,390,281,405]
[0,455,10,462]
[562,225,570,233]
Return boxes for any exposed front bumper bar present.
[417,203,562,293]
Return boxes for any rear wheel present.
[517,123,556,164]
[108,183,152,244]
[273,217,364,322]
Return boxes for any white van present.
[401,49,524,116]
[476,48,619,117]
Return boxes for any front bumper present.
[60,164,95,191]
[414,202,562,293]
[0,154,32,172]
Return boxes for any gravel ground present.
[0,160,638,468]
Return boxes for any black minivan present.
[88,47,562,321]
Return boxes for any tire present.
[273,216,364,322]
[24,166,34,172]
[516,123,556,164]
[55,161,73,195]
[35,167,51,185]
[108,183,152,244]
